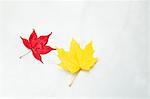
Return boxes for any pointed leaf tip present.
[32,28,35,32]
[20,36,31,49]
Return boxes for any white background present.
[0,0,149,98]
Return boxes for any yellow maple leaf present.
[57,38,97,87]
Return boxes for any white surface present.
[0,0,149,98]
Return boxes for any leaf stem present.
[69,70,80,87]
[19,50,31,59]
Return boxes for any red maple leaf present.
[20,29,56,63]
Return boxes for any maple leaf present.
[20,29,55,63]
[57,38,97,87]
